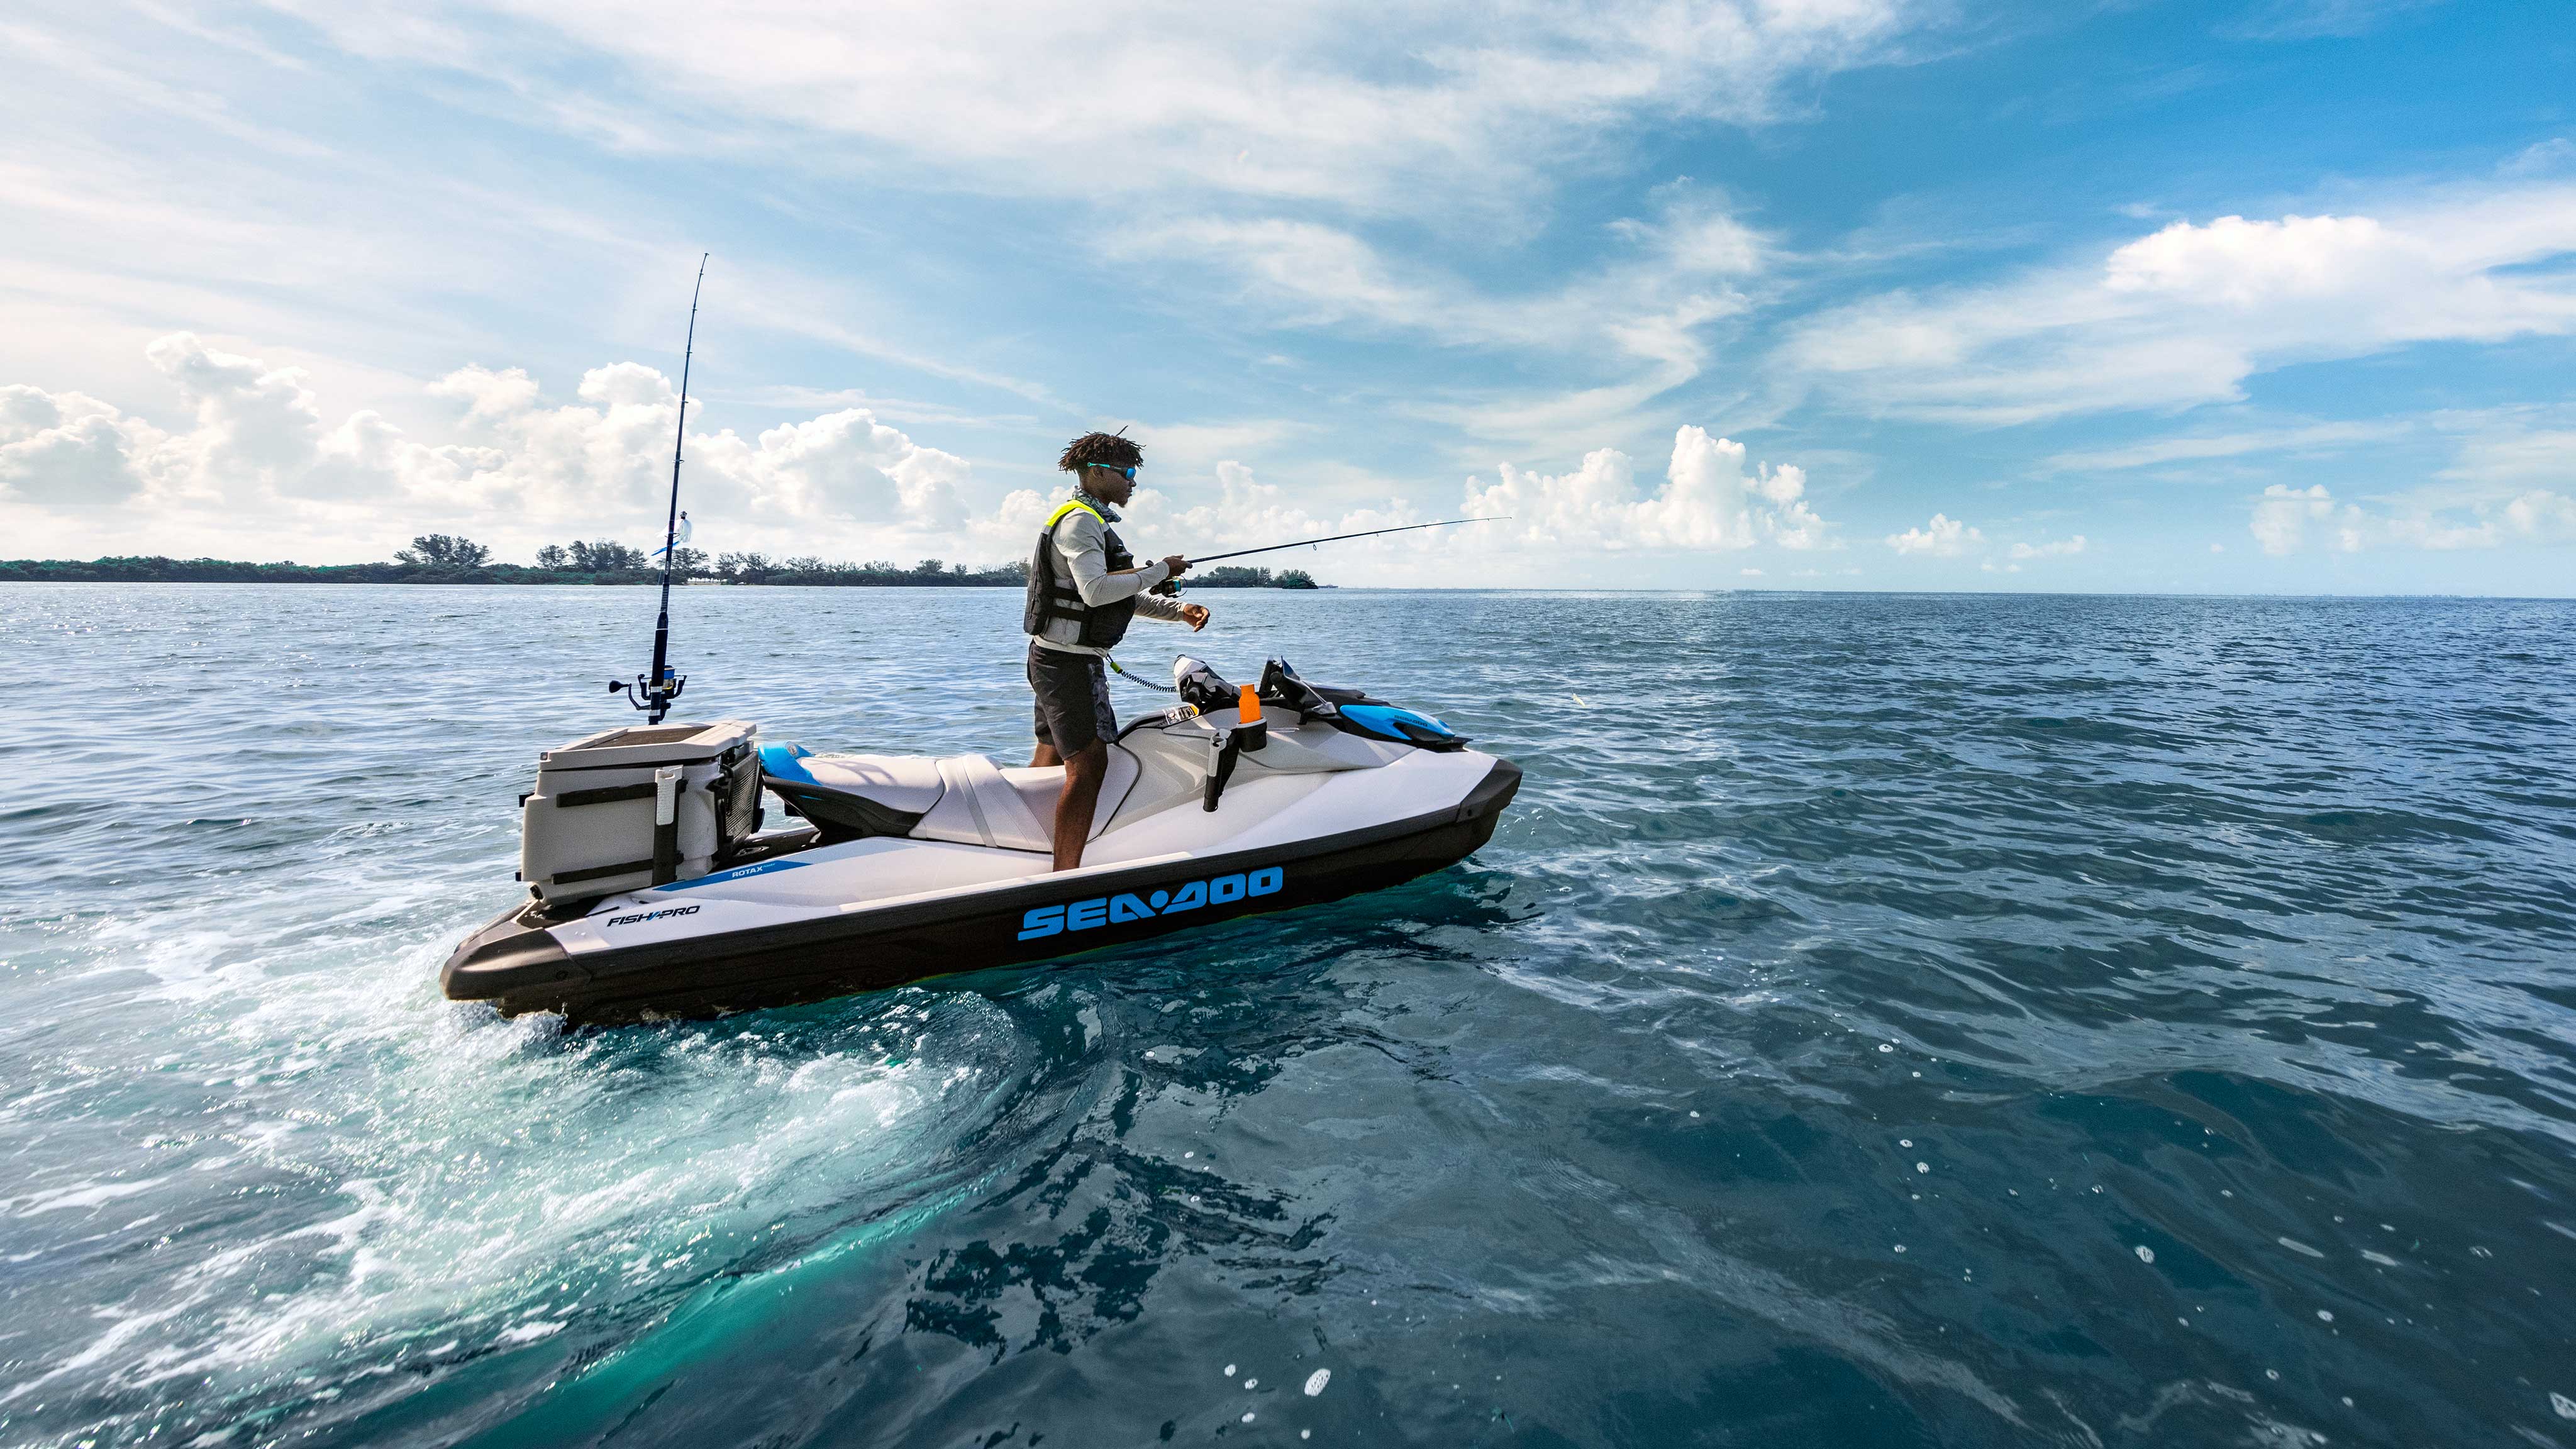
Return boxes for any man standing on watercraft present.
[1026,431,1209,871]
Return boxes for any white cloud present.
[3,335,459,514]
[1136,200,1764,344]
[2506,490,2576,542]
[0,2,1915,454]
[2441,425,2576,487]
[1127,420,1304,470]
[1458,426,1828,553]
[2502,138,2576,180]
[2042,421,2409,472]
[2381,513,2511,550]
[1036,460,1424,564]
[1886,513,1980,556]
[2227,0,2445,40]
[693,409,970,530]
[2250,484,2353,555]
[966,460,1456,586]
[284,1,1923,214]
[145,331,340,501]
[1123,197,1770,445]
[2008,535,2087,558]
[2246,480,2576,554]
[974,427,1831,586]
[0,333,982,559]
[1784,182,2576,424]
[0,386,151,505]
[4,335,1838,577]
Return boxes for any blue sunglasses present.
[1082,463,1139,480]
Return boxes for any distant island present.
[0,535,1323,589]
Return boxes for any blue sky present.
[3,0,2571,591]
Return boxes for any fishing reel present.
[610,666,686,725]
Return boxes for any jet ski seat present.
[1000,748,1138,842]
[913,751,1137,850]
[762,743,1138,851]
[913,754,1052,852]
[762,747,947,842]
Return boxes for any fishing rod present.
[1148,516,1504,594]
[611,253,708,724]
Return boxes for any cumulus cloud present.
[2506,490,2576,542]
[0,333,980,557]
[1459,426,1828,553]
[9,334,1843,575]
[143,331,341,500]
[1,335,530,516]
[1784,182,2576,424]
[0,386,150,505]
[4,336,404,511]
[2248,480,2576,554]
[1155,461,1407,547]
[2250,484,2355,555]
[974,430,1831,585]
[688,409,969,530]
[1886,513,1980,556]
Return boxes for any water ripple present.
[2,586,2572,1447]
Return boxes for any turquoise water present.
[4,584,2573,1447]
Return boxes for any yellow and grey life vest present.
[1023,497,1138,648]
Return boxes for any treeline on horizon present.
[0,535,1323,589]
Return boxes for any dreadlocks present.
[1058,430,1144,474]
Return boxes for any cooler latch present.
[651,765,682,886]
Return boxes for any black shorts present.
[1028,642,1116,754]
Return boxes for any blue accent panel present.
[1338,704,1453,740]
[654,859,811,891]
[759,743,819,786]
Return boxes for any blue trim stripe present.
[655,858,811,891]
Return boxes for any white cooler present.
[519,720,761,902]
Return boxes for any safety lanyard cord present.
[1105,656,1177,692]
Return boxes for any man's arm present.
[1133,590,1192,623]
[1057,512,1170,606]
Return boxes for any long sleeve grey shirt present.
[1028,489,1189,656]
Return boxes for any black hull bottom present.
[445,758,1518,1025]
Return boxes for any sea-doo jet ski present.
[443,657,1519,1024]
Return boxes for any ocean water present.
[4,584,2573,1448]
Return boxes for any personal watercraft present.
[442,656,1519,1024]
